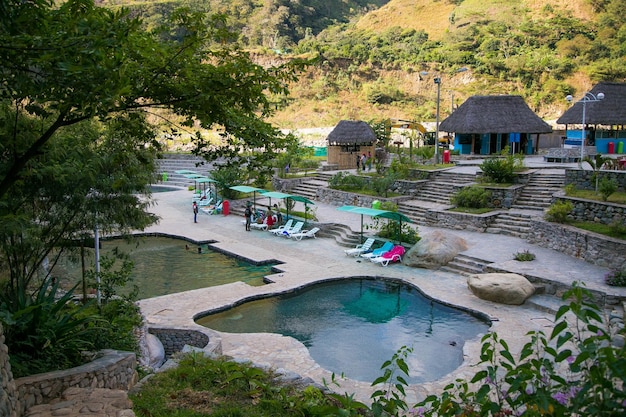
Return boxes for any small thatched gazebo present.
[557,82,626,154]
[326,120,377,169]
[439,95,552,155]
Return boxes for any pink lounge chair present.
[370,245,405,266]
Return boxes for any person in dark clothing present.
[244,204,252,231]
[192,201,199,223]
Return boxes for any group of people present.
[356,151,373,171]
[244,203,283,231]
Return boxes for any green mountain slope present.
[104,0,626,128]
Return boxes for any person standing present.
[367,151,372,171]
[356,153,361,171]
[192,201,199,223]
[361,153,367,170]
[244,204,252,231]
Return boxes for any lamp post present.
[434,77,441,164]
[566,92,604,168]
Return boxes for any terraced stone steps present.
[486,212,534,239]
[440,254,492,276]
[317,223,362,247]
[512,172,565,211]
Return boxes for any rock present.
[403,230,468,269]
[145,333,165,370]
[467,273,535,305]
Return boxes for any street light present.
[566,91,605,168]
[434,77,442,164]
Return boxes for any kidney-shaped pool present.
[196,278,491,384]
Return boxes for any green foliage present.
[328,171,367,191]
[0,276,99,378]
[87,249,138,303]
[210,164,246,199]
[414,283,626,416]
[451,186,491,209]
[415,146,435,161]
[370,346,413,416]
[545,200,573,223]
[605,269,626,286]
[297,158,321,175]
[388,159,409,180]
[598,176,618,201]
[371,174,397,197]
[479,157,516,184]
[368,119,391,149]
[513,249,536,261]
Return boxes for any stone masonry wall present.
[552,194,626,225]
[528,220,626,272]
[565,168,626,190]
[149,327,212,358]
[1,323,19,417]
[14,349,137,412]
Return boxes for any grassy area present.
[448,207,494,214]
[566,189,626,204]
[571,221,626,240]
[130,353,344,417]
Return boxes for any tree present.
[0,0,307,199]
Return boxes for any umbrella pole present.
[360,214,364,244]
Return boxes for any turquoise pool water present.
[53,236,275,299]
[196,279,490,383]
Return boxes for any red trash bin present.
[222,200,229,216]
[443,150,451,164]
[608,141,615,154]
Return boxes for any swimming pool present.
[52,236,277,299]
[196,278,491,383]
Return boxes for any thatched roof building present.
[557,82,626,126]
[439,95,552,134]
[439,95,551,155]
[556,82,626,154]
[325,120,377,170]
[326,120,377,145]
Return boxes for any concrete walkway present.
[137,184,624,405]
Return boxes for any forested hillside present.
[104,0,626,128]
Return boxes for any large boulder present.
[403,230,468,269]
[467,273,535,305]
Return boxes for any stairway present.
[440,254,492,276]
[486,211,534,239]
[511,171,565,211]
[289,175,328,200]
[317,223,363,247]
[414,171,477,205]
[156,155,212,187]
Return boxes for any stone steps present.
[486,213,534,238]
[317,223,362,247]
[440,254,492,277]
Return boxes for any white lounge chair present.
[250,222,268,230]
[269,219,294,236]
[360,242,394,259]
[344,237,376,257]
[280,221,304,238]
[289,227,320,241]
[369,245,405,266]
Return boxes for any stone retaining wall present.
[316,187,412,207]
[148,327,213,358]
[14,349,137,412]
[552,193,626,225]
[0,324,19,417]
[423,209,498,232]
[565,168,626,190]
[528,220,626,272]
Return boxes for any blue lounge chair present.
[360,241,394,259]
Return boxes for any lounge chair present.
[370,245,405,266]
[281,221,304,238]
[268,219,294,236]
[250,222,268,231]
[289,227,320,241]
[360,242,394,259]
[200,200,222,215]
[344,237,376,257]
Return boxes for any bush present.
[545,200,573,223]
[328,171,366,191]
[451,186,491,209]
[413,283,626,416]
[605,269,626,286]
[513,249,536,261]
[598,176,618,201]
[479,157,516,183]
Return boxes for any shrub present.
[451,186,491,209]
[545,200,573,223]
[328,171,367,191]
[479,157,515,183]
[371,174,397,197]
[413,283,626,416]
[605,269,626,286]
[513,249,536,261]
[598,176,618,201]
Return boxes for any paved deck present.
[137,183,624,405]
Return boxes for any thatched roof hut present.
[439,95,552,134]
[325,120,377,170]
[326,120,378,145]
[557,82,626,126]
